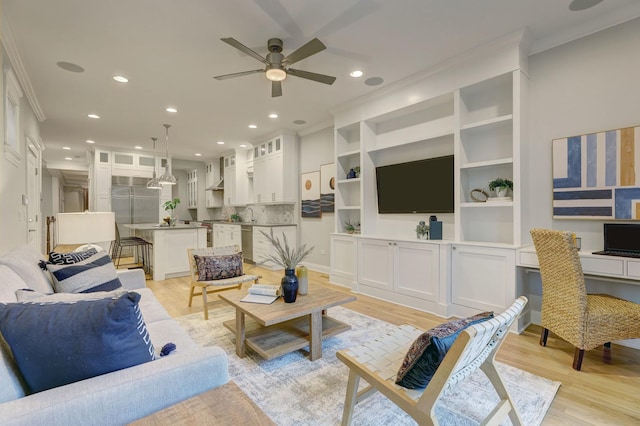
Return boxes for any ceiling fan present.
[214,37,336,97]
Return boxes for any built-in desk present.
[517,245,640,349]
[517,245,640,283]
[125,224,207,281]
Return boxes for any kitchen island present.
[125,223,207,281]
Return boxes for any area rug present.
[176,306,560,425]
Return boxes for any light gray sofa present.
[0,245,228,425]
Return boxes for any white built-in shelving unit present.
[330,31,530,317]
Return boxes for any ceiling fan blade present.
[272,81,282,97]
[214,69,263,80]
[287,68,336,85]
[221,37,270,65]
[282,38,326,66]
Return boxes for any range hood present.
[206,157,224,191]
[206,177,224,191]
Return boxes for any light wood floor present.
[140,263,640,425]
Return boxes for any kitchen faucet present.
[244,207,255,223]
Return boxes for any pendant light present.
[158,124,177,185]
[146,137,162,189]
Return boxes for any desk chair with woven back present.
[530,228,640,370]
[337,296,528,426]
[188,245,261,320]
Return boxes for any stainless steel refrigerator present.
[111,176,160,256]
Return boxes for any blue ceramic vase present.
[281,268,299,303]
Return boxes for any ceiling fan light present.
[266,68,287,82]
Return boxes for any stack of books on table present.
[240,284,281,304]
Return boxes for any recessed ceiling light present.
[113,75,128,83]
[268,113,278,119]
[86,139,95,144]
[134,146,142,150]
[217,141,225,145]
[166,107,177,113]
[365,77,384,86]
[57,61,85,73]
[239,144,247,148]
[62,146,71,150]
[248,124,257,129]
[64,157,73,161]
[293,119,306,125]
[195,153,202,157]
[569,0,603,11]
[88,114,100,119]
[350,70,364,78]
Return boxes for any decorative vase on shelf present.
[281,269,299,303]
[347,168,356,179]
[296,265,308,295]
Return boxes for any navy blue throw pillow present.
[0,292,155,393]
[395,311,494,389]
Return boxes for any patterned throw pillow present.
[48,248,98,265]
[47,251,122,293]
[194,252,243,281]
[395,311,494,389]
[0,292,155,393]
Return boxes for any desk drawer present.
[582,257,624,276]
[518,251,539,267]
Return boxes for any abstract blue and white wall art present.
[553,126,640,219]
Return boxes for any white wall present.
[0,44,42,255]
[528,17,640,250]
[525,17,640,336]
[298,126,334,272]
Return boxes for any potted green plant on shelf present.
[259,229,314,303]
[344,219,359,234]
[163,198,180,226]
[488,178,513,198]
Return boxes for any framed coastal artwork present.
[552,125,640,219]
[301,171,321,218]
[320,162,335,213]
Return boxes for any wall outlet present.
[320,249,326,255]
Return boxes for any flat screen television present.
[376,155,454,214]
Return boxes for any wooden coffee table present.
[219,286,356,361]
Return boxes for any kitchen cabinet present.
[252,133,298,204]
[213,224,241,250]
[253,226,297,270]
[187,169,198,209]
[111,152,155,178]
[223,151,250,206]
[357,237,440,303]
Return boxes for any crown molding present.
[1,20,46,122]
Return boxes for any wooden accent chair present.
[530,228,640,370]
[187,246,261,320]
[337,297,528,426]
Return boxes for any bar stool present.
[110,225,152,273]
